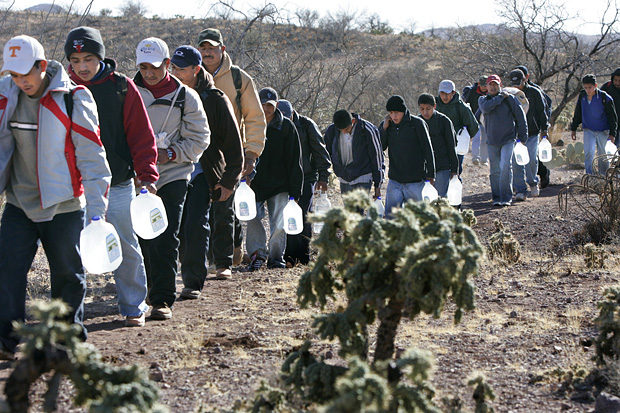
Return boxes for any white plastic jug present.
[373,196,385,217]
[422,180,438,202]
[446,176,463,206]
[514,140,530,165]
[313,191,331,234]
[130,189,168,240]
[283,197,303,235]
[606,139,617,156]
[80,216,123,274]
[456,127,470,155]
[538,137,553,163]
[234,180,257,221]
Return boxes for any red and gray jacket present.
[0,60,111,219]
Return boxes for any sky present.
[15,0,614,35]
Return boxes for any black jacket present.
[291,111,332,183]
[522,83,549,136]
[251,109,303,202]
[601,68,620,134]
[421,111,458,174]
[324,113,383,186]
[378,111,436,182]
[463,82,486,115]
[194,67,244,191]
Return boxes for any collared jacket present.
[0,60,111,219]
[479,92,528,146]
[134,72,210,188]
[379,111,436,182]
[521,82,549,136]
[69,58,158,186]
[324,113,384,187]
[251,109,303,203]
[570,88,617,137]
[210,52,266,161]
[436,91,479,137]
[420,111,458,174]
[194,67,244,191]
[291,110,331,183]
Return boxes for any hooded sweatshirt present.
[436,91,480,137]
[601,68,620,135]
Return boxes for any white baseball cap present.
[2,35,46,75]
[135,37,169,68]
[438,80,456,94]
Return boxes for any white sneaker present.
[530,185,540,197]
[515,193,527,202]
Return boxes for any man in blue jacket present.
[571,74,617,175]
[324,109,383,199]
[479,75,528,207]
[379,95,435,218]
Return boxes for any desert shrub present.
[487,220,521,263]
[594,287,620,365]
[584,243,607,268]
[5,300,167,413]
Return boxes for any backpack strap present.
[231,65,243,112]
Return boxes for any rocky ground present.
[0,136,618,412]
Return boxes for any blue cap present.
[171,45,202,68]
[277,99,293,119]
[259,87,278,105]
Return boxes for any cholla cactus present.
[584,243,607,268]
[594,287,620,365]
[5,300,167,413]
[468,374,495,413]
[487,220,521,264]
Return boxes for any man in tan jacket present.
[197,28,266,265]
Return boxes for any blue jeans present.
[339,181,372,194]
[471,125,488,163]
[434,169,452,198]
[584,129,610,175]
[246,192,288,267]
[488,141,515,204]
[513,135,540,194]
[180,173,211,291]
[0,204,87,353]
[140,179,187,308]
[385,180,425,218]
[107,180,148,317]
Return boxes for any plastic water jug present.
[80,216,122,274]
[456,127,470,155]
[422,180,438,202]
[606,139,617,156]
[538,137,552,162]
[313,191,331,234]
[514,140,530,165]
[130,189,168,240]
[373,196,385,217]
[446,176,463,206]
[234,180,257,221]
[283,197,303,235]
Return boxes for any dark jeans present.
[285,181,315,265]
[209,191,235,269]
[140,179,187,308]
[180,174,211,291]
[0,204,87,353]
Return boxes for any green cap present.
[197,28,223,47]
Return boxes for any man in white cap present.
[133,37,210,320]
[0,35,111,358]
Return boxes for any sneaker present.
[125,313,146,327]
[482,161,489,166]
[530,184,540,197]
[215,268,232,280]
[180,288,201,299]
[267,262,286,269]
[208,265,217,274]
[233,246,243,266]
[150,304,172,320]
[493,201,501,207]
[472,158,480,166]
[540,168,550,188]
[515,193,527,202]
[500,201,512,207]
[247,253,266,272]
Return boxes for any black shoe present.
[267,262,286,269]
[540,168,550,188]
[247,254,265,272]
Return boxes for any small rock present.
[218,363,230,369]
[553,345,563,353]
[137,348,146,355]
[149,368,165,382]
[509,311,518,318]
[276,288,283,293]
[596,392,620,412]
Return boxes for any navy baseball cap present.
[259,87,278,105]
[171,45,202,68]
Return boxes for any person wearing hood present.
[0,35,111,358]
[245,88,303,272]
[65,26,158,328]
[379,95,435,218]
[169,45,243,292]
[601,68,620,143]
[436,80,479,174]
[463,75,489,165]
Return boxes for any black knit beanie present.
[386,95,407,113]
[65,27,105,60]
